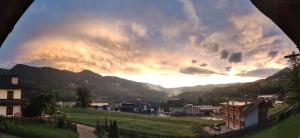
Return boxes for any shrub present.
[56,116,66,128]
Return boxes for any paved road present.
[76,124,98,138]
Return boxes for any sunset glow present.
[0,0,297,88]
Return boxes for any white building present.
[0,75,22,117]
[184,104,222,116]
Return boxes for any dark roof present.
[168,99,184,107]
[0,75,20,89]
[0,0,34,47]
[251,0,300,51]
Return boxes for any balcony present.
[0,99,21,106]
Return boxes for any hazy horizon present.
[0,0,297,88]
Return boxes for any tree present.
[105,118,108,131]
[108,120,119,138]
[284,52,300,109]
[198,97,203,105]
[22,94,57,117]
[76,86,92,108]
[160,102,169,112]
[113,120,119,138]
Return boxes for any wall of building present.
[13,106,21,115]
[0,106,21,116]
[245,107,259,127]
[0,106,6,116]
[0,89,21,99]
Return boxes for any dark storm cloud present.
[229,52,242,63]
[191,60,197,64]
[268,51,278,58]
[200,63,207,67]
[179,66,216,75]
[220,50,229,59]
[238,68,281,78]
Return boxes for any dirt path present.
[76,124,98,138]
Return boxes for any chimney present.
[11,76,19,85]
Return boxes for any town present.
[0,73,293,138]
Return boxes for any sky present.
[0,0,297,88]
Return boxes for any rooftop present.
[0,75,20,89]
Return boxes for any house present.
[184,104,222,116]
[221,100,268,130]
[120,102,135,112]
[0,75,22,117]
[90,102,109,110]
[168,99,184,115]
[258,94,279,101]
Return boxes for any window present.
[6,106,13,115]
[7,91,14,99]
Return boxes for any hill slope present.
[244,112,300,138]
[5,64,168,102]
[176,68,291,104]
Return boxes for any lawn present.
[1,120,77,138]
[63,108,221,136]
[244,112,300,138]
[268,103,289,117]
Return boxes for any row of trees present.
[96,118,119,138]
[22,86,92,117]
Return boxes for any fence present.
[96,124,206,138]
[95,105,297,138]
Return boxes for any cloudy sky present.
[0,0,297,88]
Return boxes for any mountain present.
[166,84,233,96]
[175,68,291,105]
[5,64,168,103]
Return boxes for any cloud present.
[200,63,207,67]
[0,0,297,85]
[179,0,200,29]
[229,52,242,63]
[220,50,229,59]
[191,60,197,64]
[268,51,278,58]
[238,68,281,78]
[225,67,232,71]
[179,67,217,75]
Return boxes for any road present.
[76,124,98,138]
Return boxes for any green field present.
[244,113,300,138]
[268,103,289,117]
[1,120,77,138]
[63,108,221,136]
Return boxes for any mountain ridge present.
[3,64,168,103]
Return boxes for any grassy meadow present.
[63,108,222,136]
[268,103,289,117]
[244,112,300,138]
[1,120,77,138]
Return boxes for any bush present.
[56,116,66,128]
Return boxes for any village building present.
[119,99,161,114]
[258,94,279,101]
[90,102,109,110]
[168,99,184,115]
[184,104,222,116]
[0,75,22,117]
[221,100,268,130]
